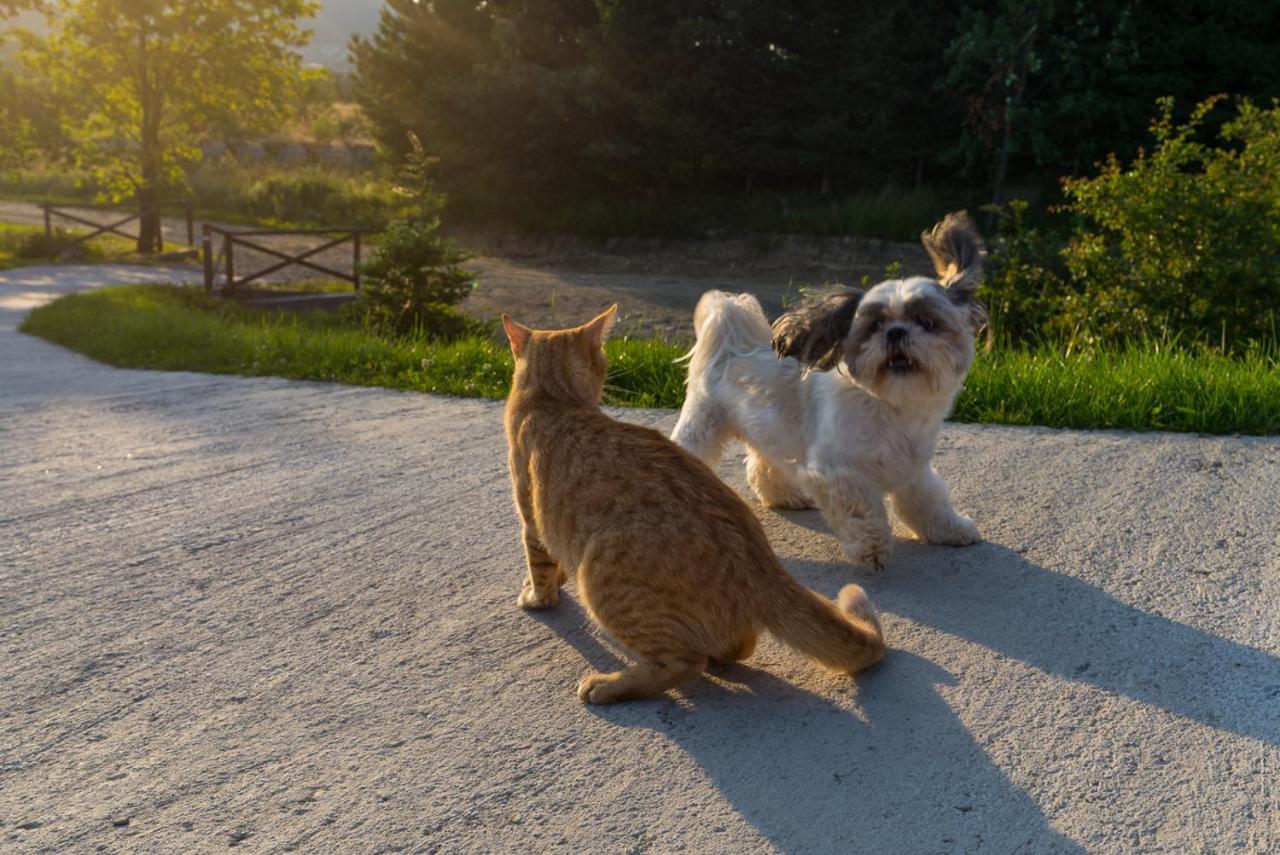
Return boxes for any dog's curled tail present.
[680,290,773,384]
[763,579,886,674]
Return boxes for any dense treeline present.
[351,0,1280,213]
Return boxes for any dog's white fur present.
[671,213,986,568]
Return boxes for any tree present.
[352,0,604,201]
[27,0,317,252]
[945,0,1280,215]
[356,133,475,338]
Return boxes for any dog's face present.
[771,211,988,406]
[844,277,979,402]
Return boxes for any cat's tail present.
[764,579,886,674]
[682,290,773,385]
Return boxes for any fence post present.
[202,225,213,292]
[186,201,194,247]
[224,233,235,294]
[43,206,51,253]
[353,231,362,291]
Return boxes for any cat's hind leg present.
[577,653,707,704]
[709,633,757,666]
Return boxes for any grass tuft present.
[0,223,179,270]
[19,284,1280,435]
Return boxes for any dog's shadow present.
[775,507,1280,746]
[532,533,1279,852]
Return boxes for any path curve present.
[1,266,1277,853]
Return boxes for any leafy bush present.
[353,135,476,337]
[0,169,100,203]
[979,200,1072,345]
[1059,97,1280,346]
[982,97,1280,349]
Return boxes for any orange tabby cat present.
[502,306,886,704]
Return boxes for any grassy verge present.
[19,285,686,408]
[0,223,182,271]
[19,284,1280,434]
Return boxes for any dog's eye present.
[870,319,883,332]
[919,316,936,332]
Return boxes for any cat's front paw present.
[518,583,559,610]
[926,513,981,546]
[576,672,622,704]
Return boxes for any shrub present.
[979,200,1072,345]
[1059,97,1280,346]
[0,225,89,260]
[354,134,476,337]
[980,97,1280,349]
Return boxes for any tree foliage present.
[23,0,318,250]
[352,0,1280,213]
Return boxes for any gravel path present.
[1,266,1278,853]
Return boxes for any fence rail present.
[41,201,195,253]
[202,224,371,293]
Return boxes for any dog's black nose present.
[886,326,908,344]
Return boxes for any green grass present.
[240,279,357,294]
[19,284,1280,434]
[953,342,1280,434]
[0,223,180,270]
[19,284,686,408]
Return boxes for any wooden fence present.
[42,201,194,253]
[201,224,371,293]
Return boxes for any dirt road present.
[2,265,1278,853]
[0,201,931,337]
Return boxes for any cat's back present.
[519,402,766,550]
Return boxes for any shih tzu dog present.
[671,212,987,568]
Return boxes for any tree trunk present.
[135,26,161,254]
[137,187,162,254]
[988,21,1039,234]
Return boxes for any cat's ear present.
[501,313,532,358]
[583,304,618,350]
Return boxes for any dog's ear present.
[921,211,986,301]
[771,288,864,371]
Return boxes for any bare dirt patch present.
[457,230,930,338]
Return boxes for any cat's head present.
[501,305,617,404]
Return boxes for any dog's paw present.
[928,514,981,546]
[576,672,621,704]
[766,493,817,510]
[517,583,559,610]
[841,538,889,570]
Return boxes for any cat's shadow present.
[533,596,1083,853]
[532,533,1280,852]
